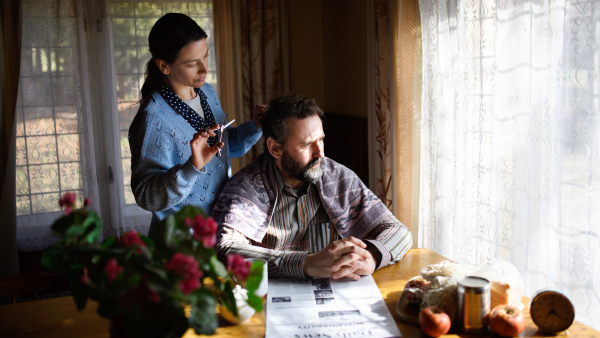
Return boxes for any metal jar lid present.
[458,276,490,294]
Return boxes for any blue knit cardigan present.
[128,83,262,229]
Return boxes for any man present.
[212,94,412,280]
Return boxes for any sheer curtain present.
[419,0,600,329]
[15,0,102,251]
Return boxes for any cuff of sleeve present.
[364,239,391,270]
[238,119,263,136]
[280,251,309,279]
[180,158,205,184]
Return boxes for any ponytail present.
[140,58,162,102]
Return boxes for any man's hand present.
[252,104,268,129]
[330,239,377,279]
[190,124,224,170]
[302,237,377,281]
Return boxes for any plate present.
[396,290,420,324]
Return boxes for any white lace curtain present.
[15,0,102,251]
[419,0,600,329]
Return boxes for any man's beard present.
[281,152,323,184]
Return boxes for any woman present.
[129,13,263,232]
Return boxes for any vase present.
[218,285,256,324]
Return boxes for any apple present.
[419,306,451,337]
[489,304,525,336]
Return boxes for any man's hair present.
[262,93,325,156]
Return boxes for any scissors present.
[210,110,235,157]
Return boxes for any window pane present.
[16,3,84,216]
[29,164,60,194]
[31,192,61,214]
[110,0,216,205]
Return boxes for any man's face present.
[279,115,325,184]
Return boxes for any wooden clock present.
[529,289,575,333]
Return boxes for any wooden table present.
[0,249,598,338]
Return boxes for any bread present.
[491,281,511,308]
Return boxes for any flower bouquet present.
[41,193,264,338]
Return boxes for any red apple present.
[419,306,451,337]
[489,304,525,336]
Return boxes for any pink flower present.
[84,197,91,207]
[121,230,145,249]
[80,275,89,284]
[148,290,161,303]
[185,215,218,247]
[164,253,203,295]
[227,254,251,281]
[59,192,76,208]
[59,192,77,215]
[104,258,124,282]
[179,277,201,295]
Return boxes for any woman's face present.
[158,38,209,91]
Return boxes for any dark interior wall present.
[288,0,368,118]
[288,0,369,183]
[322,0,368,118]
[288,0,326,106]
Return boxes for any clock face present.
[530,290,575,333]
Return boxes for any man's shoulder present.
[321,157,362,182]
[222,154,267,194]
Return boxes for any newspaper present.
[265,275,402,338]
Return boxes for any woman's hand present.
[252,104,268,129]
[190,125,224,171]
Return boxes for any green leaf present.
[140,235,154,249]
[246,260,264,295]
[188,288,218,335]
[40,247,60,271]
[209,255,228,278]
[101,236,117,249]
[51,214,74,234]
[165,215,175,247]
[65,224,85,237]
[221,281,238,317]
[143,264,168,280]
[246,292,263,312]
[174,205,207,226]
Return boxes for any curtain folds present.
[239,0,289,166]
[419,0,600,329]
[0,0,22,276]
[214,0,244,175]
[367,0,421,238]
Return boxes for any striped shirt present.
[216,164,413,279]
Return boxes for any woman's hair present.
[140,13,207,102]
[262,94,325,157]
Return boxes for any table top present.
[0,248,598,338]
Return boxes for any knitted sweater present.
[128,83,262,229]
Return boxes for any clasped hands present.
[302,236,377,281]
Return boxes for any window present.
[16,1,83,222]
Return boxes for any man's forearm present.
[363,214,413,269]
[217,239,309,279]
